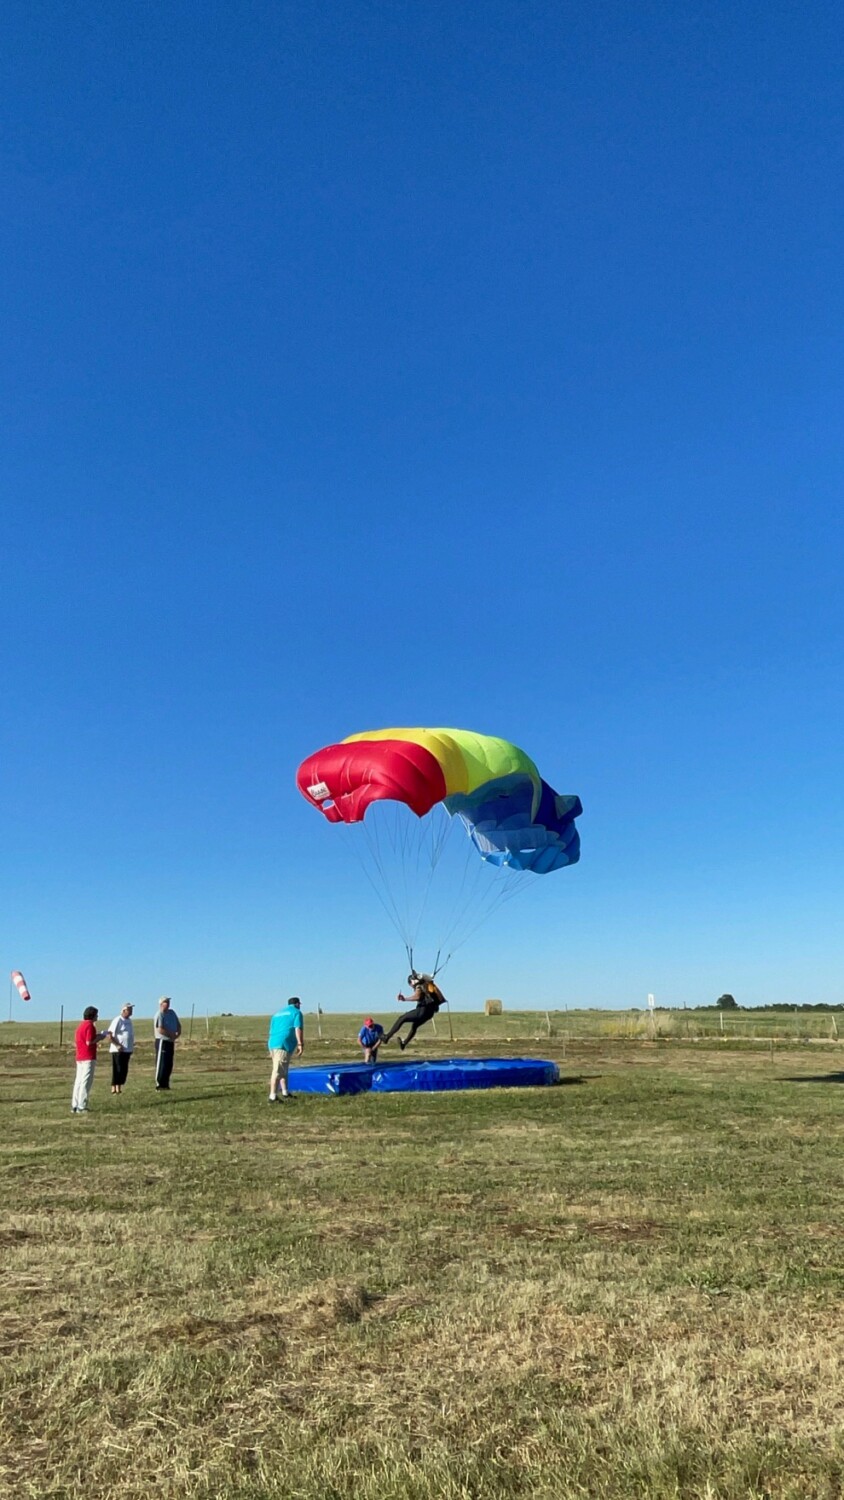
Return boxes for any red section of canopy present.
[296,739,447,823]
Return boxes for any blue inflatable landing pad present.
[287,1063,371,1096]
[288,1057,559,1096]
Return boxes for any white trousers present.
[72,1060,96,1111]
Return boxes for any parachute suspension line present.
[372,810,417,948]
[352,804,453,956]
[438,868,536,961]
[336,802,543,975]
[387,802,425,945]
[371,802,448,959]
[354,806,426,949]
[427,805,452,869]
[432,826,491,952]
[341,823,410,944]
[366,804,520,963]
[406,805,449,955]
[428,832,537,959]
[382,803,408,936]
[357,809,398,930]
[391,803,420,948]
[383,806,416,943]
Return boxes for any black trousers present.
[111,1051,131,1087]
[382,1004,438,1047]
[155,1038,175,1088]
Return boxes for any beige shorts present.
[270,1047,292,1083]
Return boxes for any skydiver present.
[380,973,446,1051]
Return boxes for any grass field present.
[2,1015,844,1498]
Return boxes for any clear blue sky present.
[3,1,843,1019]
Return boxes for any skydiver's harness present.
[408,973,446,1013]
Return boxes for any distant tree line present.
[746,1002,844,1012]
[704,995,844,1012]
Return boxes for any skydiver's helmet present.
[407,972,420,987]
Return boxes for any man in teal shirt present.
[267,997,304,1101]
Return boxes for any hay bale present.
[484,999,503,1016]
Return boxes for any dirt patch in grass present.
[148,1309,287,1350]
[804,1221,844,1239]
[584,1217,665,1241]
[0,1315,33,1354]
[150,1282,375,1354]
[313,1219,388,1246]
[290,1279,373,1329]
[492,1216,664,1243]
[500,1219,575,1241]
[0,1227,38,1247]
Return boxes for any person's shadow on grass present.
[780,1072,844,1084]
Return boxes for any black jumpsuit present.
[382,989,444,1049]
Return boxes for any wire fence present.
[2,1008,843,1051]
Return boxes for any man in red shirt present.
[72,1006,110,1114]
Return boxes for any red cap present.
[364,1017,374,1027]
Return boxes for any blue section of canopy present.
[445,774,582,873]
[287,1056,559,1095]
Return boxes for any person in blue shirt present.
[358,1017,384,1063]
[267,997,304,1101]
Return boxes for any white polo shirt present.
[109,1015,135,1054]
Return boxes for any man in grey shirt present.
[154,996,181,1091]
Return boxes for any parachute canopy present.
[297,727,581,874]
